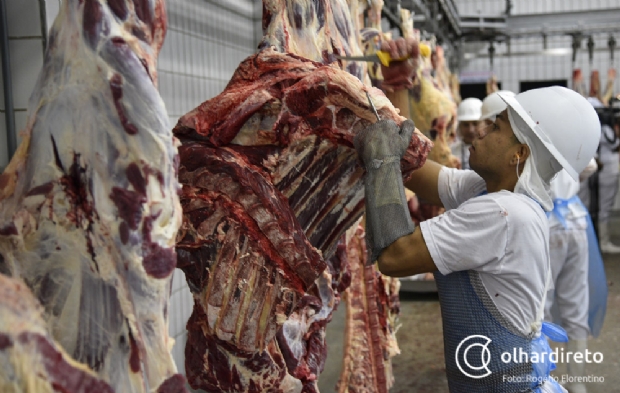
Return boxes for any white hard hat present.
[457,97,483,121]
[481,90,515,120]
[499,87,601,181]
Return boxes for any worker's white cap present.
[480,91,515,121]
[499,87,601,182]
[457,98,483,121]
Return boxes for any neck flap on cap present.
[507,108,554,211]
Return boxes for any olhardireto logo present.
[455,334,605,380]
[455,335,492,379]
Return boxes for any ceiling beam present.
[459,8,620,42]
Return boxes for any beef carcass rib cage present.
[174,48,432,392]
[0,0,185,392]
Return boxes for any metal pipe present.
[0,0,17,158]
[38,0,48,52]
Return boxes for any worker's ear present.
[510,144,530,166]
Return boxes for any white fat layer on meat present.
[0,0,181,392]
[0,274,112,392]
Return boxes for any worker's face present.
[458,120,480,145]
[469,110,521,174]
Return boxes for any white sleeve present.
[420,196,508,275]
[437,167,487,210]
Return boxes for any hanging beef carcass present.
[175,47,431,393]
[337,224,401,393]
[174,1,432,392]
[0,0,185,392]
[261,0,370,84]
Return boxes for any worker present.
[484,92,606,393]
[544,160,607,393]
[450,97,482,170]
[579,97,620,253]
[355,37,601,392]
[480,90,516,124]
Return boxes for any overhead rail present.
[458,8,620,42]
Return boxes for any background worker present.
[545,161,608,393]
[450,97,482,169]
[580,97,620,253]
[480,90,516,124]
[355,37,601,392]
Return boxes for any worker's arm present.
[377,229,437,277]
[404,159,444,207]
[379,37,420,94]
[379,37,445,207]
[385,89,411,119]
[354,119,416,263]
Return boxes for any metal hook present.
[366,91,381,121]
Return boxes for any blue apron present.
[547,196,608,337]
[434,270,567,392]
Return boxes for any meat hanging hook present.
[366,90,381,121]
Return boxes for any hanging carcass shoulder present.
[175,47,431,393]
[173,0,432,391]
[0,0,185,392]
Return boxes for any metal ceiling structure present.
[378,0,620,71]
[459,7,620,42]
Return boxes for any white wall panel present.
[0,0,45,170]
[9,39,44,109]
[6,0,42,37]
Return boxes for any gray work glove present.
[354,119,416,263]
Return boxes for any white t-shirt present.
[420,168,550,335]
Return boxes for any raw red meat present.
[337,224,401,393]
[0,0,185,391]
[174,48,431,393]
[173,0,431,391]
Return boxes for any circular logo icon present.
[455,335,492,379]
